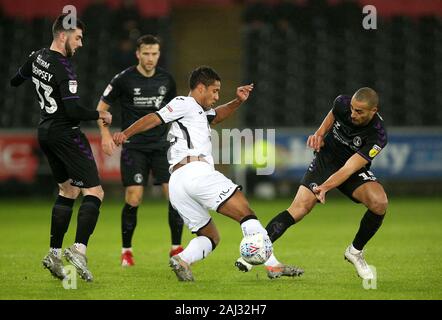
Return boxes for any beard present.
[65,41,74,57]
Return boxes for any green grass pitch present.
[0,196,441,300]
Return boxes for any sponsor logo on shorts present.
[70,179,84,187]
[369,144,382,158]
[215,187,234,205]
[134,173,143,184]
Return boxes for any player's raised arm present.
[306,110,335,152]
[113,113,162,145]
[210,84,254,125]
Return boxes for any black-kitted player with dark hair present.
[10,14,112,282]
[236,87,388,280]
[96,35,184,266]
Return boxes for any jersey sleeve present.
[357,125,388,162]
[101,73,123,105]
[57,59,79,101]
[205,108,217,124]
[156,97,188,124]
[10,51,37,86]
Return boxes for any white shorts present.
[169,161,241,233]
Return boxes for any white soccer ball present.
[239,233,273,265]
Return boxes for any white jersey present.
[156,96,217,172]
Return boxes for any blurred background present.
[0,0,441,199]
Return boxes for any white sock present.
[179,236,213,265]
[74,243,87,255]
[50,248,62,259]
[350,244,361,254]
[264,253,280,267]
[122,247,132,254]
[240,218,267,237]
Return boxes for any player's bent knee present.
[369,195,388,215]
[58,183,80,199]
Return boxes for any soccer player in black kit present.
[96,35,184,266]
[236,87,388,280]
[10,15,112,282]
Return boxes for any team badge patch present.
[69,80,77,94]
[353,136,362,147]
[369,144,382,158]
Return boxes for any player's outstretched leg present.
[169,220,219,281]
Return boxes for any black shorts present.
[38,129,100,188]
[120,146,170,187]
[300,151,380,203]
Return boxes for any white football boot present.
[344,245,374,280]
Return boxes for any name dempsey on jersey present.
[32,63,53,82]
[133,96,164,108]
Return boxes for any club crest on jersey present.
[353,136,362,147]
[158,85,167,95]
[68,80,77,94]
[369,144,382,158]
[133,88,141,95]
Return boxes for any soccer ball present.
[239,233,273,265]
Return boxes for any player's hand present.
[113,132,128,146]
[101,134,117,156]
[236,83,254,102]
[99,110,112,126]
[307,134,324,152]
[312,185,327,204]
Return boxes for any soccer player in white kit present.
[113,66,270,281]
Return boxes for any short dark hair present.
[52,14,85,38]
[354,87,379,109]
[189,66,221,90]
[136,34,161,49]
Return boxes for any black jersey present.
[322,95,388,169]
[101,66,177,150]
[16,48,83,132]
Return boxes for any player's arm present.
[113,113,162,146]
[211,84,254,125]
[306,110,335,152]
[313,153,368,203]
[96,100,116,156]
[10,52,35,87]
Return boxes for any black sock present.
[75,195,101,246]
[122,203,138,248]
[168,201,184,246]
[50,195,75,248]
[265,210,296,243]
[352,210,385,251]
